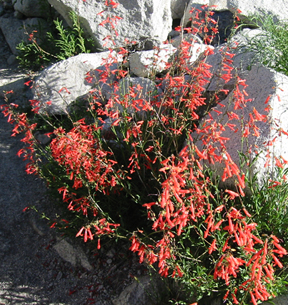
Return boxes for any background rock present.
[14,0,51,18]
[183,0,288,27]
[110,77,160,118]
[171,0,190,19]
[33,52,121,115]
[171,34,212,65]
[0,14,49,54]
[47,0,173,50]
[194,64,288,190]
[128,44,176,77]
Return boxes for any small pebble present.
[56,271,62,281]
[106,259,112,264]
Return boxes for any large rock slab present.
[0,70,29,100]
[194,29,263,95]
[193,64,288,189]
[47,0,173,50]
[33,52,122,115]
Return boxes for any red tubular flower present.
[272,241,287,255]
[243,208,251,217]
[225,189,239,200]
[222,238,230,252]
[76,227,84,237]
[272,254,283,268]
[105,0,119,8]
[232,293,239,304]
[208,239,217,254]
[263,265,274,280]
[250,291,257,305]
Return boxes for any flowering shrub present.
[1,2,288,304]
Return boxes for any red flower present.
[208,239,217,254]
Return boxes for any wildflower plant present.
[233,12,288,76]
[1,2,288,305]
[16,11,94,70]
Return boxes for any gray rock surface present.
[14,0,51,18]
[194,63,288,190]
[0,29,28,100]
[171,0,190,19]
[33,52,121,115]
[262,294,288,305]
[46,0,173,50]
[53,238,93,271]
[111,77,160,118]
[112,276,163,305]
[0,14,49,54]
[128,44,177,78]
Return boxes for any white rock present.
[33,52,122,115]
[203,29,273,94]
[193,64,288,189]
[47,0,173,50]
[171,33,202,48]
[129,44,177,78]
[229,28,265,49]
[53,238,93,271]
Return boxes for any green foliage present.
[168,166,288,304]
[16,39,54,70]
[246,167,288,254]
[237,13,288,76]
[47,11,94,60]
[16,11,94,70]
